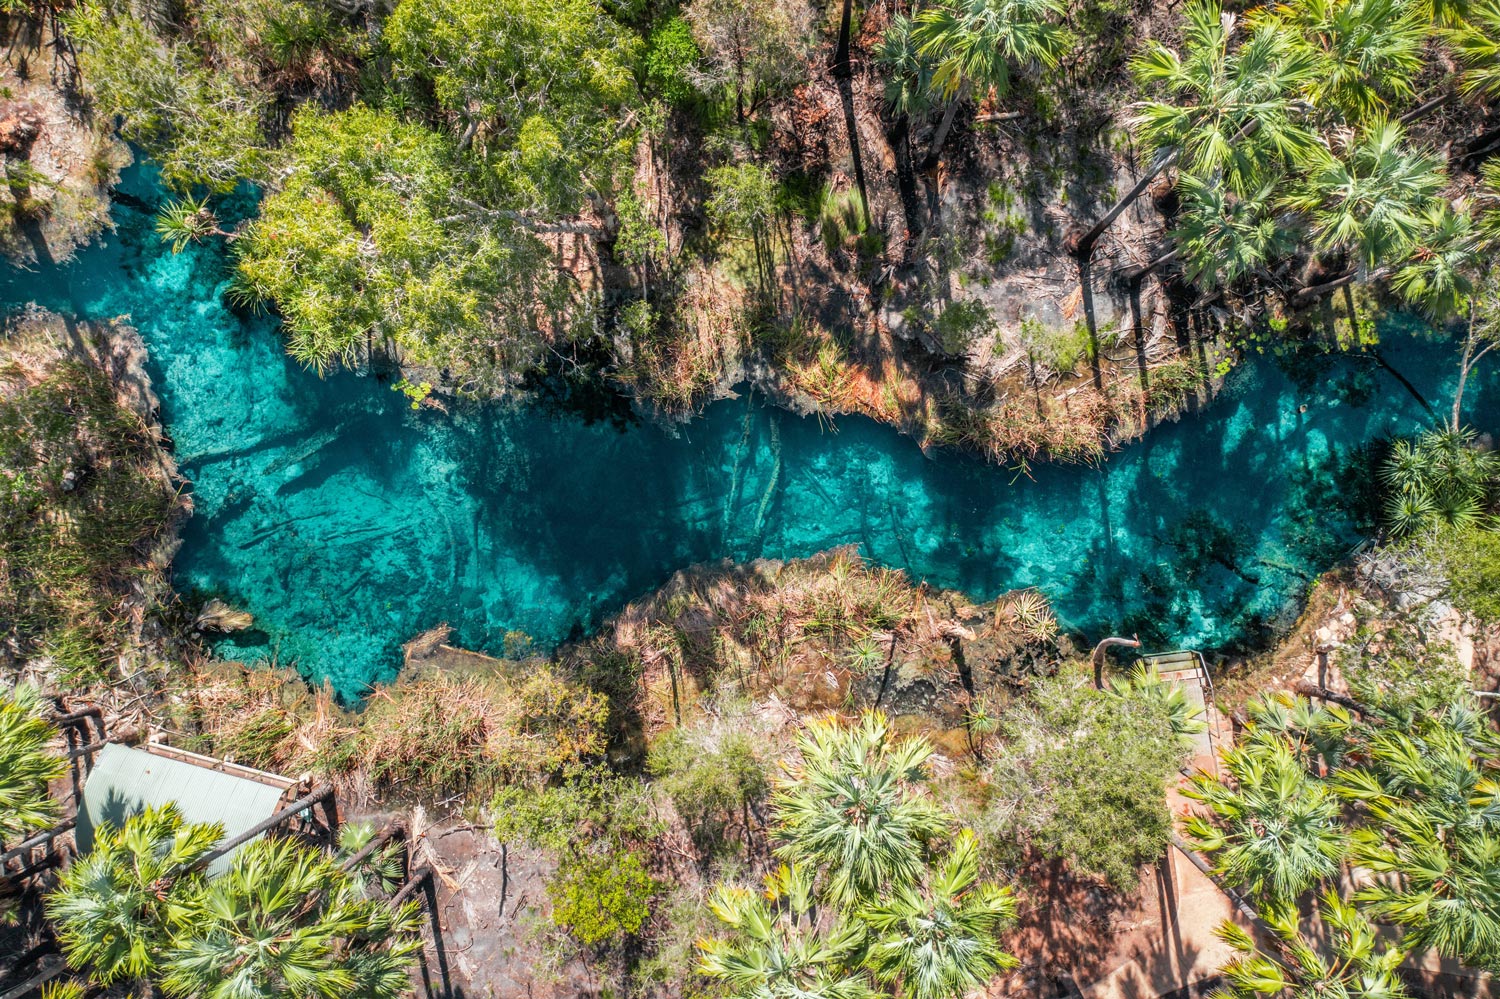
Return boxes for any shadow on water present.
[1,161,1495,699]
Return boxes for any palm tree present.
[47,805,223,986]
[875,16,937,130]
[1130,2,1322,195]
[1212,890,1411,998]
[772,713,949,910]
[1170,175,1295,290]
[859,831,1017,999]
[699,864,875,999]
[1071,0,1318,383]
[1282,120,1444,274]
[1253,0,1425,124]
[161,835,423,999]
[155,195,235,254]
[1450,0,1500,102]
[1378,426,1499,535]
[911,0,1066,169]
[0,687,64,844]
[1331,712,1500,968]
[1182,734,1347,907]
[1390,202,1483,320]
[1244,694,1353,773]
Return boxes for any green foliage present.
[49,804,222,985]
[491,765,664,854]
[386,0,640,214]
[700,715,1016,999]
[1131,0,1320,194]
[1450,0,1500,102]
[63,4,266,191]
[0,354,175,669]
[705,162,779,243]
[1425,523,1500,624]
[819,187,868,254]
[1173,176,1295,290]
[154,196,225,254]
[1106,663,1208,751]
[548,849,658,946]
[683,0,813,117]
[615,190,669,273]
[875,15,935,119]
[1379,427,1499,536]
[1282,119,1444,271]
[772,712,949,909]
[1254,0,1425,122]
[1333,708,1500,967]
[913,0,1067,102]
[645,16,703,106]
[232,105,547,376]
[1183,733,1347,908]
[0,686,64,843]
[50,808,423,996]
[162,836,423,999]
[649,727,769,855]
[1336,620,1469,713]
[926,299,995,356]
[859,831,1018,999]
[987,671,1187,890]
[1212,890,1410,998]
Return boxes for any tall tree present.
[48,806,222,986]
[911,0,1065,169]
[859,831,1018,999]
[1212,891,1412,998]
[162,836,424,999]
[1182,734,1347,909]
[1170,175,1295,289]
[772,712,949,909]
[1254,0,1426,124]
[684,0,814,122]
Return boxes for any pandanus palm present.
[911,0,1065,169]
[698,864,874,999]
[1450,0,1500,102]
[772,712,949,910]
[1379,426,1499,535]
[161,835,423,999]
[1182,734,1347,908]
[0,686,65,844]
[859,831,1017,999]
[1212,890,1411,998]
[47,805,222,985]
[1390,202,1483,321]
[1252,0,1425,125]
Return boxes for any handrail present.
[0,819,76,868]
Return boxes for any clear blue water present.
[2,163,1492,699]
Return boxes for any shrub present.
[547,849,658,946]
[648,728,768,855]
[1425,523,1500,625]
[327,666,608,801]
[985,669,1187,891]
[645,16,702,105]
[0,686,65,843]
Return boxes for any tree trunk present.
[831,0,854,77]
[1078,255,1105,392]
[920,98,961,172]
[1341,282,1360,342]
[1072,147,1179,265]
[1292,680,1381,720]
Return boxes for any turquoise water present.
[2,163,1492,698]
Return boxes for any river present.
[1,162,1488,698]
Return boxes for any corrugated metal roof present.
[76,744,289,875]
